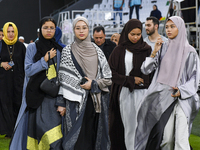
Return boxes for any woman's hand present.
[57,106,66,116]
[44,48,57,62]
[151,36,164,57]
[1,62,12,71]
[134,77,144,85]
[80,77,92,90]
[171,87,180,97]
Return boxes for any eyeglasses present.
[42,27,56,32]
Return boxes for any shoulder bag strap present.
[48,52,59,80]
[46,51,51,75]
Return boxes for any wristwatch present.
[0,62,2,67]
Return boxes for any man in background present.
[19,36,28,48]
[144,16,167,51]
[34,28,40,42]
[144,17,168,80]
[93,26,116,60]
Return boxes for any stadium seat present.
[102,0,108,5]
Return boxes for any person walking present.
[135,16,200,150]
[0,22,26,138]
[57,16,112,150]
[108,19,152,150]
[10,17,63,149]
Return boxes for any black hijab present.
[109,19,152,91]
[108,20,152,149]
[118,19,151,74]
[34,17,63,61]
[26,16,62,109]
[118,19,150,54]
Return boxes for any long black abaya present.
[0,40,26,137]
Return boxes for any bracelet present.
[0,63,2,67]
[151,53,156,57]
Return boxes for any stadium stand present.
[54,0,199,52]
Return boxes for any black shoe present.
[5,135,11,139]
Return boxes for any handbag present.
[40,51,60,97]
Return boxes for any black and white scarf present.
[58,43,112,108]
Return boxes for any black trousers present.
[129,5,140,20]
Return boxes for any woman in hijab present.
[108,19,152,150]
[150,5,162,20]
[135,16,200,150]
[55,26,66,48]
[56,16,112,150]
[10,17,63,149]
[0,22,26,138]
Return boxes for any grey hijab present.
[72,16,98,80]
[157,16,196,87]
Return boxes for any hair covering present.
[108,19,152,149]
[19,36,24,40]
[109,19,152,91]
[3,22,18,45]
[153,4,158,9]
[34,16,63,61]
[117,19,151,77]
[73,16,89,28]
[54,26,66,48]
[150,5,162,20]
[71,16,98,80]
[26,16,63,108]
[157,16,196,87]
[118,19,151,54]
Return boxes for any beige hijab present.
[72,16,98,80]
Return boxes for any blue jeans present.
[113,8,123,25]
[129,5,140,20]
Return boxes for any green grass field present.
[1,111,200,150]
[1,135,199,150]
[190,134,200,150]
[0,135,10,150]
[191,108,200,137]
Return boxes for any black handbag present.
[40,52,60,97]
